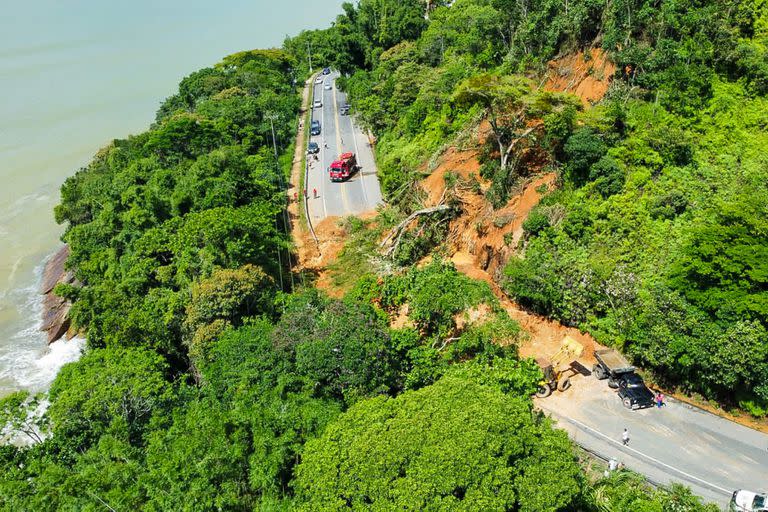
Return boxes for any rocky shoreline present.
[40,245,75,344]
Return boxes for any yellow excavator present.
[535,336,584,398]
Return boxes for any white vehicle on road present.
[730,490,767,511]
[315,76,323,84]
[313,99,322,109]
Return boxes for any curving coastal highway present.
[306,71,383,223]
[537,374,768,507]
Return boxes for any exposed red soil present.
[421,146,483,206]
[295,212,379,298]
[451,249,599,363]
[544,48,616,106]
[417,121,602,364]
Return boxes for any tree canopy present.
[295,372,582,511]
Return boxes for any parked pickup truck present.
[616,372,655,409]
[328,152,358,182]
[593,348,655,409]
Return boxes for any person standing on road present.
[622,428,630,446]
[656,392,665,408]
[313,188,317,199]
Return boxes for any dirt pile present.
[449,251,599,363]
[419,122,555,280]
[300,216,347,297]
[544,48,616,106]
[294,212,379,297]
[417,122,602,364]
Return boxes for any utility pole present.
[307,40,313,73]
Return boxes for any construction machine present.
[535,336,584,398]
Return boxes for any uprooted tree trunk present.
[488,114,536,172]
[380,205,452,258]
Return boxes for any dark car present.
[307,142,319,154]
[322,67,331,75]
[339,104,350,115]
[310,120,321,135]
[617,373,655,409]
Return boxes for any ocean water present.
[0,0,343,396]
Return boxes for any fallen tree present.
[379,205,452,258]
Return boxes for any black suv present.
[617,373,655,409]
[307,142,319,154]
[310,120,321,135]
[322,67,331,75]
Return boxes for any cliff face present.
[40,245,74,344]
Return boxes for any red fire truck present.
[328,152,358,182]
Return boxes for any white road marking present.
[350,116,369,207]
[564,415,732,496]
[331,74,351,214]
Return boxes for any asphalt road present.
[537,374,768,507]
[306,72,383,223]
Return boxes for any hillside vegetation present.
[291,0,768,412]
[1,0,765,510]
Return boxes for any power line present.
[266,111,296,290]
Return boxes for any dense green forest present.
[1,0,765,509]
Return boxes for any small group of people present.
[293,188,317,201]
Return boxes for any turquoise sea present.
[0,0,343,396]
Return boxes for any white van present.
[730,490,767,511]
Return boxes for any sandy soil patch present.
[544,48,616,106]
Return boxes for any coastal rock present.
[41,295,71,344]
[41,245,70,295]
[40,245,75,344]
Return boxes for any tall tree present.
[295,372,581,511]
